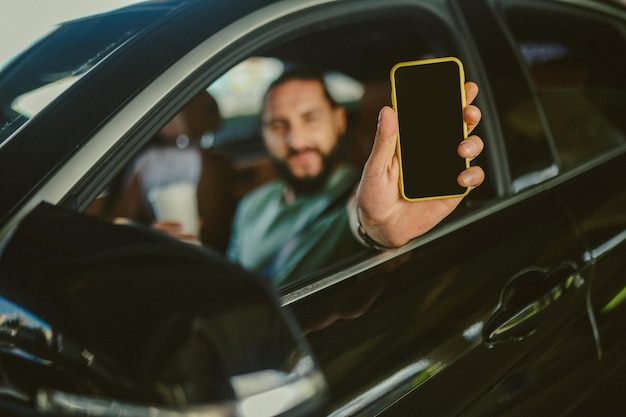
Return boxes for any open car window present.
[207,6,495,289]
[88,2,496,291]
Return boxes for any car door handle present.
[483,262,585,345]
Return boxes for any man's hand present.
[354,81,485,248]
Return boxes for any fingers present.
[459,84,485,191]
[464,105,481,134]
[465,81,478,104]
[464,82,480,134]
[458,135,484,161]
[153,221,201,244]
[458,165,485,189]
[153,221,183,234]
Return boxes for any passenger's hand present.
[355,81,485,248]
[152,221,202,245]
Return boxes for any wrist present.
[354,204,395,251]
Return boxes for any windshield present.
[0,1,171,147]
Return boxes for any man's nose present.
[286,122,307,150]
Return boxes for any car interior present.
[84,6,499,287]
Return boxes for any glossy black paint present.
[0,203,326,416]
[290,184,599,416]
[556,153,626,413]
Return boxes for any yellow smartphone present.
[390,57,470,201]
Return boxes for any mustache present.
[287,147,321,158]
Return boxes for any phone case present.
[390,57,470,202]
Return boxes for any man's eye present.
[303,113,321,124]
[269,121,288,132]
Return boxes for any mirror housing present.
[0,203,326,416]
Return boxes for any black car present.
[0,0,625,416]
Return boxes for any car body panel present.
[556,152,626,412]
[0,202,327,416]
[288,184,598,416]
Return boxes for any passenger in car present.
[106,91,234,252]
[226,68,485,286]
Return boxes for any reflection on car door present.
[557,153,626,413]
[290,180,598,417]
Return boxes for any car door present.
[494,1,626,413]
[287,189,596,417]
[280,0,601,415]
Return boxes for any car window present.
[504,3,626,171]
[90,4,495,291]
[89,2,494,291]
[203,7,488,289]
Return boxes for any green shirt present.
[227,166,365,286]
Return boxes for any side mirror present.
[0,203,326,416]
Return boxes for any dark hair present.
[264,67,339,108]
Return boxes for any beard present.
[271,141,345,196]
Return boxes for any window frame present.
[498,0,626,172]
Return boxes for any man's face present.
[261,79,346,188]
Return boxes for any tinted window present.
[505,5,626,170]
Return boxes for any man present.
[227,68,485,286]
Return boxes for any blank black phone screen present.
[392,59,467,200]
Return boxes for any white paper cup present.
[148,182,199,236]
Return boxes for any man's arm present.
[351,81,485,248]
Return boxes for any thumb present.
[363,106,399,176]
